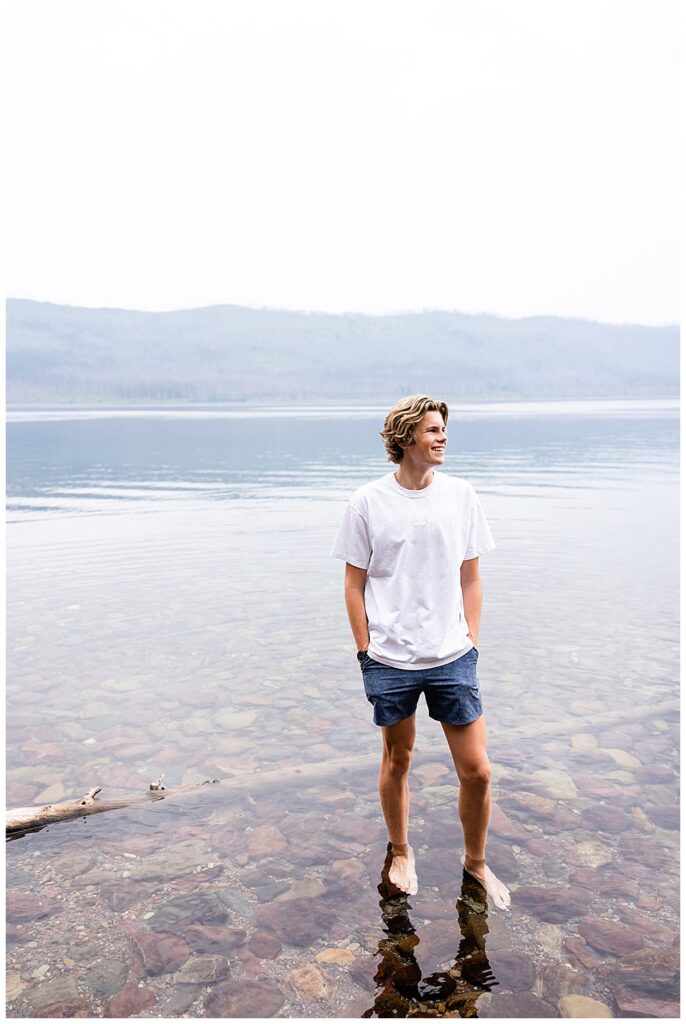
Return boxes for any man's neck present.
[394,465,435,491]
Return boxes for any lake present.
[6,398,680,1018]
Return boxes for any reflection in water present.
[363,844,499,1017]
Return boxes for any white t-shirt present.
[331,470,495,670]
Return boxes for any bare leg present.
[379,714,418,895]
[441,715,511,910]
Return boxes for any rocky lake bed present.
[7,402,680,1017]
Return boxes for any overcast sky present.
[6,0,679,323]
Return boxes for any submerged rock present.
[581,804,633,833]
[256,896,335,946]
[570,733,598,752]
[480,990,559,1017]
[52,851,96,879]
[535,923,564,958]
[205,978,284,1017]
[104,981,157,1017]
[487,951,535,992]
[163,986,203,1015]
[348,953,379,993]
[315,946,356,965]
[6,972,25,1001]
[406,921,454,970]
[248,930,283,959]
[147,891,228,932]
[130,930,192,976]
[174,954,230,985]
[255,880,291,903]
[571,868,639,900]
[5,923,24,946]
[6,782,39,804]
[274,878,326,901]
[74,869,118,888]
[417,845,461,887]
[24,975,79,1012]
[421,784,458,807]
[342,993,375,1017]
[564,937,598,971]
[635,764,675,784]
[530,768,578,800]
[246,824,288,859]
[214,708,257,731]
[326,811,384,844]
[616,909,675,946]
[101,879,156,913]
[285,962,336,1000]
[414,763,450,785]
[28,997,89,1018]
[597,729,635,749]
[69,939,103,964]
[525,836,557,857]
[6,891,62,923]
[535,963,589,1002]
[85,959,129,1000]
[182,923,247,955]
[601,748,642,769]
[558,994,613,1017]
[630,806,657,833]
[612,989,680,1018]
[330,856,367,883]
[564,838,614,868]
[514,886,592,924]
[128,838,212,881]
[572,774,624,799]
[506,791,557,819]
[321,870,366,904]
[644,803,679,830]
[597,946,679,999]
[617,834,672,869]
[488,802,528,841]
[577,917,644,957]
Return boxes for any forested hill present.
[6,299,679,404]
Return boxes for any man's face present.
[402,410,447,467]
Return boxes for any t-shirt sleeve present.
[330,503,372,570]
[463,487,496,560]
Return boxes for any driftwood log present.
[6,697,677,838]
[6,775,219,838]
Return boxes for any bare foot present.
[461,853,511,910]
[388,843,419,895]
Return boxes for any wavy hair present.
[380,394,449,464]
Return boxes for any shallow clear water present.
[6,399,680,1018]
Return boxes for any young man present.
[331,394,510,910]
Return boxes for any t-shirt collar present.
[388,470,438,498]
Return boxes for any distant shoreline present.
[8,300,678,407]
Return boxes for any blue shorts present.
[360,648,483,727]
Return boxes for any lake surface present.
[6,399,680,1018]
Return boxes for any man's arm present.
[344,563,370,651]
[460,556,482,647]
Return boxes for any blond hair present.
[380,395,449,464]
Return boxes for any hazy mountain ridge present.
[6,299,679,403]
